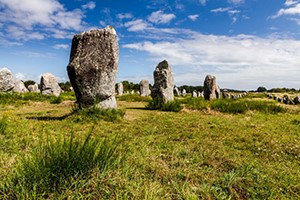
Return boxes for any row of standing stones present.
[0,68,62,97]
[266,93,300,105]
[1,26,240,109]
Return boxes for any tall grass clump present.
[185,98,284,114]
[117,94,151,102]
[146,98,182,112]
[0,92,67,105]
[210,99,284,114]
[3,133,121,198]
[49,96,62,104]
[184,97,209,111]
[0,116,8,135]
[72,106,125,122]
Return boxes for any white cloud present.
[228,0,244,4]
[123,32,300,89]
[199,0,206,6]
[272,3,300,18]
[188,14,199,21]
[124,19,150,32]
[285,0,298,6]
[82,1,96,10]
[0,0,86,41]
[53,44,69,50]
[148,10,176,24]
[116,13,133,20]
[211,7,240,23]
[211,7,232,13]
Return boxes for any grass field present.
[0,93,299,199]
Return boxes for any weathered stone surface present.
[67,26,119,109]
[203,75,220,100]
[116,82,123,96]
[40,73,61,97]
[182,89,186,97]
[130,90,135,94]
[13,79,28,93]
[139,80,151,97]
[0,68,15,92]
[28,84,39,92]
[151,60,174,102]
[174,87,180,96]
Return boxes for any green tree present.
[257,86,267,92]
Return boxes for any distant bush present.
[146,98,183,112]
[4,133,121,197]
[72,106,125,122]
[117,94,151,102]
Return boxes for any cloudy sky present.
[1,0,300,90]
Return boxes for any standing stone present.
[0,68,15,92]
[174,87,180,96]
[67,26,119,109]
[151,60,174,102]
[294,96,300,104]
[28,83,39,93]
[40,73,61,97]
[140,80,151,97]
[192,90,197,98]
[182,89,187,97]
[116,82,123,96]
[131,90,135,94]
[13,79,28,93]
[198,91,204,98]
[203,74,221,100]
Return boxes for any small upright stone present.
[40,73,61,97]
[174,87,180,96]
[67,26,119,109]
[139,80,151,97]
[182,89,187,97]
[198,91,204,98]
[192,90,197,98]
[28,83,39,92]
[203,74,221,100]
[116,82,123,96]
[151,60,174,102]
[13,79,28,93]
[0,68,15,92]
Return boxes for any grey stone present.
[67,26,119,109]
[174,87,180,96]
[293,96,300,104]
[192,90,197,98]
[131,90,135,94]
[198,91,204,98]
[28,83,39,93]
[140,80,151,97]
[116,82,123,96]
[151,60,174,102]
[203,74,220,100]
[40,73,61,97]
[0,68,15,92]
[181,89,186,97]
[13,79,28,93]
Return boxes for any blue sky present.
[1,0,300,90]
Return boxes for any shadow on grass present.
[125,107,148,110]
[26,111,76,121]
